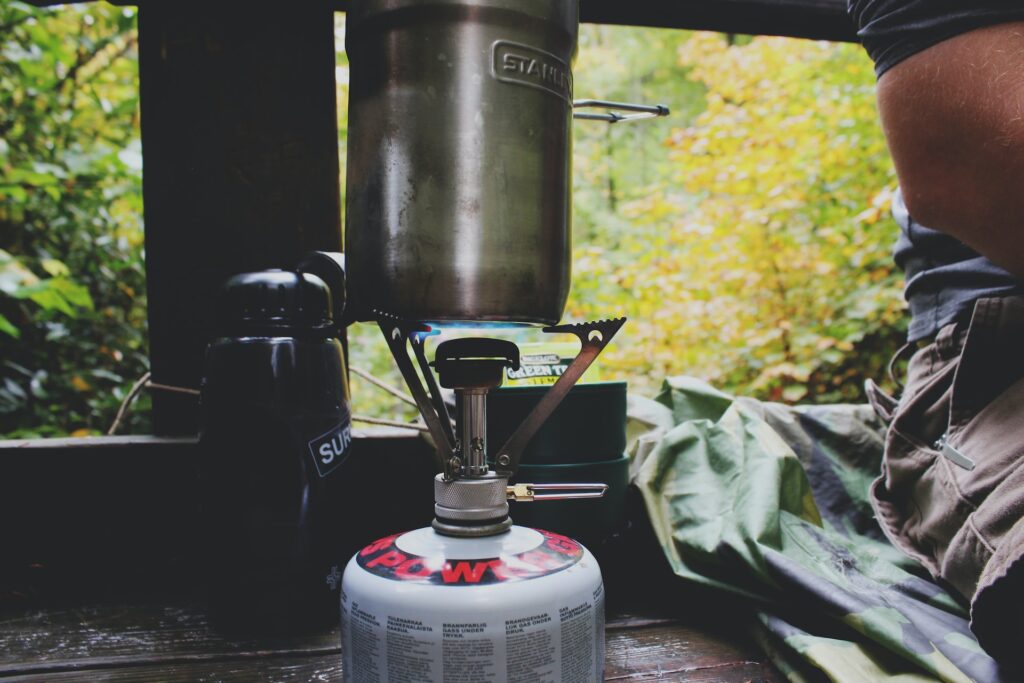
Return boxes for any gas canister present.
[341,525,604,682]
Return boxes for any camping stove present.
[376,316,624,530]
[339,316,624,682]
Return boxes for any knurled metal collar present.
[433,473,509,524]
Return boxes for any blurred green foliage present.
[567,30,905,403]
[0,3,147,437]
[1,10,904,436]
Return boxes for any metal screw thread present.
[433,473,510,536]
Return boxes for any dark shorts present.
[848,0,1024,76]
[868,296,1024,664]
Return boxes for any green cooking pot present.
[484,381,627,464]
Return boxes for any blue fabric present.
[892,189,1023,342]
[847,0,1024,77]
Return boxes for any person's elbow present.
[876,26,1024,276]
[896,127,1024,276]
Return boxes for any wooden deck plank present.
[1,661,776,682]
[605,624,778,681]
[0,604,335,675]
[0,655,775,682]
[0,603,781,681]
[1,656,342,682]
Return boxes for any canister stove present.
[339,316,624,682]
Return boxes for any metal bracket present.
[493,317,626,478]
[376,313,456,474]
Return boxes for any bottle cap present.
[218,270,333,337]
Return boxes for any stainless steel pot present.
[344,0,664,325]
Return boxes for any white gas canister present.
[340,525,604,683]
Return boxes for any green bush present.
[0,3,147,437]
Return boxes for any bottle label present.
[307,420,352,477]
[356,529,582,585]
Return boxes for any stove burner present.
[431,338,520,390]
[377,313,625,536]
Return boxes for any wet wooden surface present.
[0,603,780,682]
[0,433,782,681]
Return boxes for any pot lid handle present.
[573,99,670,123]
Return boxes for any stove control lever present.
[506,482,609,502]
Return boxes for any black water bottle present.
[200,265,354,633]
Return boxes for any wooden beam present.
[138,4,343,435]
[37,1,857,42]
[307,0,855,42]
[578,0,855,42]
[0,431,436,598]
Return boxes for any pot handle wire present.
[572,99,669,123]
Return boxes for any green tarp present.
[630,377,1007,682]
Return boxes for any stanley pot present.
[345,0,578,325]
[344,0,667,326]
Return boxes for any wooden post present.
[138,4,342,435]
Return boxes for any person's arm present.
[876,21,1024,278]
